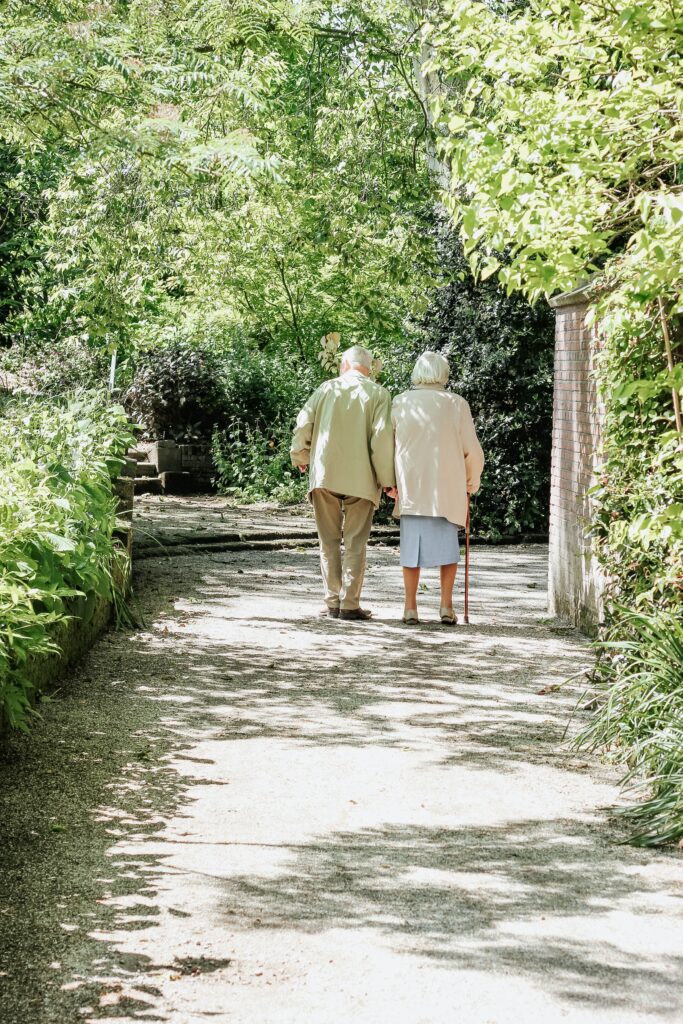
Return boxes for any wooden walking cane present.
[464,493,471,625]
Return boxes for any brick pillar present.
[548,284,604,633]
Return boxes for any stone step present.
[127,449,148,463]
[159,471,195,495]
[134,477,163,496]
[135,461,157,478]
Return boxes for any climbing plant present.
[423,0,683,843]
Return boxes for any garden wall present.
[146,440,214,493]
[548,284,605,633]
[21,593,114,699]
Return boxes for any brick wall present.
[179,443,214,482]
[548,285,604,633]
[149,440,215,491]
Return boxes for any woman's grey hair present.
[340,345,373,370]
[411,351,450,386]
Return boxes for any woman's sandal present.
[402,609,419,625]
[440,606,458,626]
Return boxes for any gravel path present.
[1,530,682,1023]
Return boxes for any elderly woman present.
[390,351,484,625]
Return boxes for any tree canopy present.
[424,0,683,306]
[0,0,439,362]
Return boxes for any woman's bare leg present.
[402,567,420,614]
[439,563,458,611]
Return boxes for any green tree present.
[422,0,683,844]
[424,0,683,304]
[0,1,438,367]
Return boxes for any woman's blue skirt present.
[400,514,461,568]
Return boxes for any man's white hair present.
[411,351,450,387]
[340,345,373,370]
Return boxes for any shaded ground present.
[1,515,682,1023]
[132,494,317,549]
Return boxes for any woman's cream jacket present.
[392,385,484,527]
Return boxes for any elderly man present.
[290,345,395,620]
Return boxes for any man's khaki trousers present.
[311,488,375,611]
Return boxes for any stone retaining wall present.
[1,473,133,737]
[150,440,214,491]
[20,592,114,704]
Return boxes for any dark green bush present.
[212,419,308,504]
[1,336,110,395]
[220,345,319,431]
[422,226,555,537]
[0,145,54,349]
[124,338,227,442]
[125,335,321,450]
[213,348,319,502]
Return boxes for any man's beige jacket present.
[392,385,484,527]
[290,370,396,507]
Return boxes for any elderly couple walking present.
[290,345,484,625]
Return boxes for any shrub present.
[220,345,319,432]
[0,145,53,348]
[0,392,134,732]
[576,607,683,847]
[1,336,110,395]
[212,419,308,504]
[124,335,321,453]
[124,338,227,441]
[422,226,555,537]
[212,346,319,503]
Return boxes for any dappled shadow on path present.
[196,817,681,1013]
[120,546,591,776]
[2,545,682,1023]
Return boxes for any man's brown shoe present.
[339,607,372,621]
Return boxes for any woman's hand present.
[384,486,398,499]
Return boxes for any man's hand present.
[384,486,398,499]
